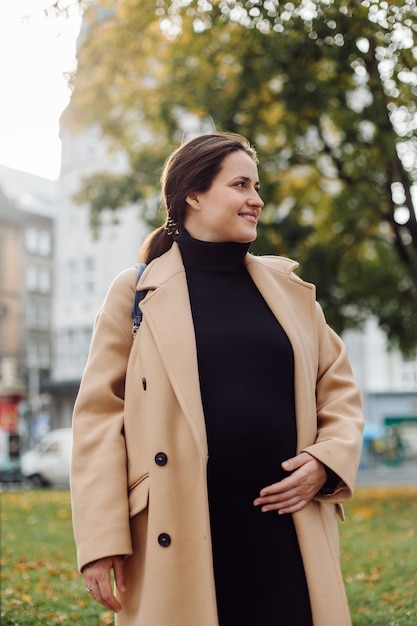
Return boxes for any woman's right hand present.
[82,555,126,613]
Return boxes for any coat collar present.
[137,243,302,292]
[138,243,316,455]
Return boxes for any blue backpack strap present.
[131,263,147,338]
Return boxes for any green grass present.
[1,487,416,625]
[340,486,417,626]
[0,490,111,625]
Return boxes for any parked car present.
[21,428,72,486]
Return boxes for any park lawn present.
[0,490,111,626]
[340,486,417,626]
[1,487,417,626]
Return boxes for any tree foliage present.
[64,0,417,353]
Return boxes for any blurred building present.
[344,320,417,465]
[0,166,56,468]
[49,116,148,426]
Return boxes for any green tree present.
[63,0,417,352]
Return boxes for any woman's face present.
[184,150,264,243]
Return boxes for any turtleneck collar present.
[176,227,251,272]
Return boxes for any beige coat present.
[71,243,364,626]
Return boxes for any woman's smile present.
[238,210,258,223]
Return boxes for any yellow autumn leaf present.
[58,508,70,519]
[353,507,374,520]
[100,611,114,625]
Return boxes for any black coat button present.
[155,452,168,466]
[142,377,147,390]
[158,533,171,547]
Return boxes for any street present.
[356,459,417,487]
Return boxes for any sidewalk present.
[356,460,417,487]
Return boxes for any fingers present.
[83,556,124,613]
[90,580,122,613]
[113,556,126,593]
[253,453,327,514]
[281,451,312,473]
[253,484,301,514]
[254,487,308,514]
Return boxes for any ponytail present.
[138,226,174,264]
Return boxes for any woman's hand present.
[82,555,126,613]
[253,452,327,515]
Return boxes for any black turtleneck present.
[176,229,312,626]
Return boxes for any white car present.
[21,428,72,486]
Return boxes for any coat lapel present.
[245,256,318,450]
[138,244,208,455]
[245,255,316,346]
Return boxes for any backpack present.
[130,263,147,339]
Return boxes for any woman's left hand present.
[253,452,327,515]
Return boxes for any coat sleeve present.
[71,268,138,572]
[302,302,364,503]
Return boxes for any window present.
[25,228,51,256]
[25,228,38,253]
[84,256,95,294]
[84,257,94,271]
[38,342,50,368]
[26,340,38,368]
[402,356,417,390]
[26,340,50,369]
[26,266,50,293]
[38,304,50,329]
[25,302,50,329]
[69,260,78,295]
[26,302,38,327]
[26,265,38,291]
[38,268,50,293]
[38,231,51,256]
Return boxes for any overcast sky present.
[0,1,82,180]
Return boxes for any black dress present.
[177,229,313,626]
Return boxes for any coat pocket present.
[128,474,149,518]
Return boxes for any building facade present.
[344,319,417,465]
[0,168,55,471]
[50,119,148,426]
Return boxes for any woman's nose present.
[249,189,264,208]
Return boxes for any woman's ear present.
[186,191,200,210]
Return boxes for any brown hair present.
[138,132,258,264]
